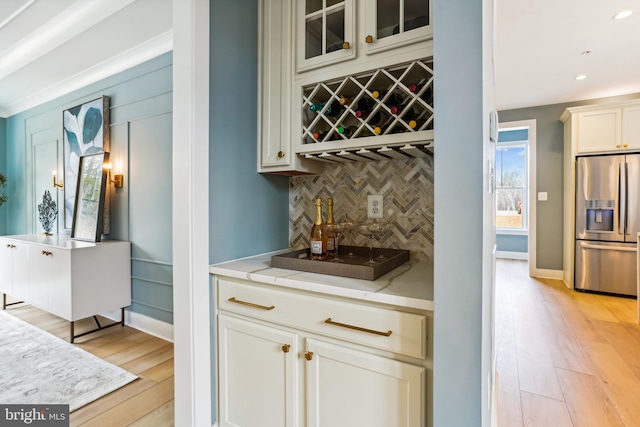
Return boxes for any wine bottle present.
[325,100,343,117]
[326,198,336,257]
[309,102,326,113]
[371,90,404,108]
[337,126,358,138]
[310,198,327,260]
[339,96,353,106]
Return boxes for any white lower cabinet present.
[218,315,298,427]
[305,338,424,427]
[215,276,429,427]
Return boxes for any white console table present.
[0,234,131,342]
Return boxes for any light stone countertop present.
[0,234,125,249]
[209,250,434,312]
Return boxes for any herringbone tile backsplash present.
[290,157,434,260]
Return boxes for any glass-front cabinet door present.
[364,0,431,55]
[296,0,356,72]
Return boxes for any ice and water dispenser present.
[584,199,615,233]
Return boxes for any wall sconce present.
[52,170,63,189]
[104,163,124,189]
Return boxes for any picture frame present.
[63,96,110,229]
[71,152,109,242]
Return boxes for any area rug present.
[0,310,137,411]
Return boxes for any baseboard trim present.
[495,250,528,260]
[533,268,564,280]
[101,309,174,343]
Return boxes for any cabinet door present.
[0,241,14,295]
[11,242,30,300]
[622,104,640,150]
[305,338,425,427]
[29,245,71,316]
[364,0,431,55]
[218,315,299,427]
[576,108,622,153]
[296,0,356,72]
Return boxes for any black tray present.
[271,246,410,281]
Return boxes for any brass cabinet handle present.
[324,318,392,337]
[42,250,53,256]
[624,144,629,148]
[7,244,16,249]
[365,35,373,43]
[277,151,285,158]
[617,144,622,148]
[304,351,313,361]
[282,344,290,353]
[342,41,350,50]
[228,297,275,311]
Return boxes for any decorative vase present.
[38,190,58,235]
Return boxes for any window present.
[496,132,528,231]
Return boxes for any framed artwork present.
[63,96,110,229]
[71,152,109,242]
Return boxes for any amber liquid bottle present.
[310,198,327,260]
[326,198,336,257]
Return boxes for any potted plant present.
[0,172,7,207]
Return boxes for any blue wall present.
[0,117,6,235]
[4,53,174,324]
[209,0,289,265]
[496,128,528,253]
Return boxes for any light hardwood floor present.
[496,259,640,427]
[2,301,174,427]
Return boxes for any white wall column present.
[172,0,211,425]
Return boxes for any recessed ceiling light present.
[613,10,632,20]
[576,75,587,80]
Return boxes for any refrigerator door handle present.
[579,242,637,252]
[620,162,626,235]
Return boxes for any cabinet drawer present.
[217,277,427,359]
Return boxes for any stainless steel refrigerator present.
[575,154,639,296]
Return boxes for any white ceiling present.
[0,0,638,117]
[0,0,172,117]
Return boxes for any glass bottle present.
[326,198,336,257]
[310,198,327,260]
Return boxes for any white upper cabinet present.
[562,100,640,155]
[295,0,432,74]
[364,0,431,55]
[296,0,356,72]
[622,104,640,150]
[576,108,621,153]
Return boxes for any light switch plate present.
[538,192,548,201]
[367,195,383,219]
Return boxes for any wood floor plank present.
[141,358,175,383]
[555,368,624,427]
[494,272,524,427]
[120,343,174,375]
[520,391,573,427]
[104,337,171,366]
[580,339,640,426]
[70,377,158,426]
[590,319,640,381]
[550,296,606,343]
[128,400,175,427]
[570,291,620,323]
[78,377,174,427]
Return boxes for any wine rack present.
[300,58,433,161]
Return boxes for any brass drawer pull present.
[305,351,313,361]
[282,344,290,353]
[7,244,16,248]
[42,250,53,256]
[228,297,274,311]
[324,318,392,337]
